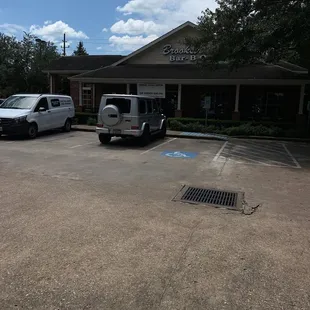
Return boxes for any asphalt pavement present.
[1,131,310,310]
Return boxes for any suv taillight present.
[96,123,103,127]
[131,125,139,130]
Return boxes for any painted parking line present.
[227,147,295,166]
[140,138,177,155]
[220,152,295,168]
[212,141,228,161]
[213,141,301,168]
[69,142,95,149]
[233,143,288,156]
[282,144,301,168]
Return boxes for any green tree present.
[0,34,22,97]
[72,41,88,56]
[190,0,310,69]
[0,32,60,97]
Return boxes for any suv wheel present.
[99,134,111,144]
[160,123,167,139]
[140,125,150,146]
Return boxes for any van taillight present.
[131,125,139,130]
[96,123,103,127]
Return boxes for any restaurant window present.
[200,90,233,120]
[240,86,297,122]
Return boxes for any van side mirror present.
[39,106,46,112]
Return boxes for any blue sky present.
[0,0,217,55]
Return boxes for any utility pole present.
[62,33,67,56]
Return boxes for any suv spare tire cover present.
[101,104,121,126]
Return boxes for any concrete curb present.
[166,133,227,141]
[72,127,96,133]
[71,127,310,143]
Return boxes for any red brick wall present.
[70,81,80,109]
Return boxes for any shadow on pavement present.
[99,136,166,151]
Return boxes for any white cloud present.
[116,0,173,17]
[109,0,217,52]
[110,18,167,35]
[29,20,88,42]
[96,46,103,50]
[116,0,217,25]
[109,34,158,52]
[0,23,26,36]
[102,28,108,32]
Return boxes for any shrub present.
[168,119,289,137]
[75,112,97,124]
[183,122,205,132]
[167,117,294,130]
[169,119,183,131]
[222,124,284,136]
[86,117,97,126]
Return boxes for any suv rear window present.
[106,98,131,114]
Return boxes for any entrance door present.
[82,84,94,112]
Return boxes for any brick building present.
[44,21,310,126]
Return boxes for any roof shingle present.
[70,64,307,80]
[44,55,125,72]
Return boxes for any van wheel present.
[63,119,71,132]
[99,134,111,144]
[140,125,150,146]
[28,123,38,139]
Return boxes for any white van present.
[0,94,75,138]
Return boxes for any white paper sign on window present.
[137,83,166,98]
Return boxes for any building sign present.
[162,44,207,63]
[137,83,166,98]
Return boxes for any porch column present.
[79,82,82,107]
[49,74,53,93]
[232,84,241,121]
[296,83,307,130]
[126,84,130,94]
[92,84,96,111]
[175,84,182,117]
[49,74,57,93]
[298,83,305,114]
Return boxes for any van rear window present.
[106,98,131,114]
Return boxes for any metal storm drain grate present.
[173,185,243,210]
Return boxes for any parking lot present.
[1,131,310,309]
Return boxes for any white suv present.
[96,94,167,145]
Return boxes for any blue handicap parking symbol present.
[161,151,198,159]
